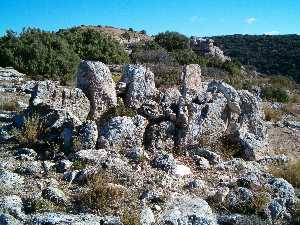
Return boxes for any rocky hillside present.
[0,61,299,224]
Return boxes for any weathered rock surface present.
[121,65,157,109]
[180,64,202,101]
[77,120,98,150]
[158,195,218,225]
[77,60,117,120]
[0,171,24,193]
[29,212,121,225]
[98,115,147,149]
[30,80,90,128]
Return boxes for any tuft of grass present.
[0,100,19,111]
[112,73,122,83]
[79,173,124,212]
[23,197,63,213]
[11,113,44,147]
[264,107,283,122]
[269,159,300,189]
[72,160,87,170]
[122,208,140,225]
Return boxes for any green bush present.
[150,63,181,87]
[58,28,130,64]
[0,28,80,84]
[171,49,207,66]
[154,31,190,52]
[261,86,289,102]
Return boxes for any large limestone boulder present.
[29,80,90,129]
[158,195,218,225]
[121,65,157,109]
[77,60,117,120]
[98,115,147,150]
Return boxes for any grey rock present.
[266,199,285,221]
[0,195,24,220]
[30,80,90,128]
[140,207,155,225]
[139,99,164,120]
[269,178,295,206]
[74,149,107,164]
[145,121,176,152]
[196,157,210,170]
[15,148,37,160]
[29,212,121,225]
[152,152,177,172]
[0,213,22,225]
[122,65,157,109]
[0,171,24,193]
[237,90,266,160]
[187,179,205,189]
[237,173,259,189]
[77,120,98,150]
[42,161,55,173]
[16,161,43,175]
[180,64,202,102]
[226,187,254,213]
[184,94,228,146]
[57,159,72,173]
[158,195,217,225]
[99,115,147,150]
[77,60,117,120]
[42,187,67,205]
[192,148,221,164]
[126,147,148,162]
[191,37,230,62]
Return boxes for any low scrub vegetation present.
[78,173,124,212]
[264,107,283,122]
[0,28,129,84]
[269,159,300,189]
[0,99,19,111]
[261,86,289,103]
[11,113,44,148]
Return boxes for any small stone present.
[172,164,192,177]
[42,187,67,205]
[196,157,210,170]
[57,159,72,173]
[140,207,155,225]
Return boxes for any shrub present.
[154,31,190,52]
[269,159,300,189]
[11,113,44,148]
[269,75,296,89]
[263,107,283,122]
[171,49,207,66]
[150,63,181,87]
[80,173,124,212]
[261,86,289,102]
[59,28,130,64]
[131,49,175,65]
[140,29,147,35]
[0,28,80,84]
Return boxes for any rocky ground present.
[0,63,299,225]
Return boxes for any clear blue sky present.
[1,0,299,37]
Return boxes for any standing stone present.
[181,64,202,101]
[77,61,117,120]
[122,65,157,109]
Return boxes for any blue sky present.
[0,0,299,37]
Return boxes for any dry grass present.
[269,159,300,189]
[11,113,44,147]
[0,100,19,111]
[264,107,283,122]
[291,201,300,225]
[283,102,300,116]
[80,173,124,212]
[122,208,140,225]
